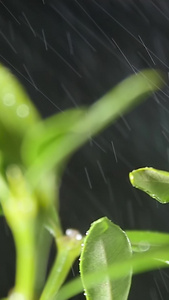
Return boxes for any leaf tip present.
[129,171,134,186]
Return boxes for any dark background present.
[0,0,169,299]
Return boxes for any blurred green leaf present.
[22,108,86,192]
[129,167,169,203]
[0,65,40,134]
[74,69,165,137]
[0,64,40,164]
[22,108,86,167]
[80,217,132,300]
[0,172,9,208]
[23,70,165,187]
[126,230,169,252]
[0,203,3,215]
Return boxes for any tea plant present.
[0,63,168,300]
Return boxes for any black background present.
[1,1,169,299]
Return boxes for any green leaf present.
[129,167,169,203]
[126,230,169,252]
[0,65,40,134]
[74,69,165,137]
[0,64,40,164]
[21,108,86,167]
[0,170,10,216]
[0,203,3,215]
[23,70,165,187]
[80,217,132,300]
[56,243,169,300]
[22,108,86,189]
[0,172,9,200]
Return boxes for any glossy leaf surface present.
[129,167,169,203]
[80,217,132,300]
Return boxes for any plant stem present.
[40,249,73,300]
[34,226,53,299]
[2,165,37,300]
[40,232,83,300]
[10,222,36,300]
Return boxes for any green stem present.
[9,222,36,300]
[34,226,53,299]
[1,165,38,300]
[40,232,83,300]
[40,249,74,300]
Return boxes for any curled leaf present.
[129,167,169,203]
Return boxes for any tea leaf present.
[80,217,132,300]
[129,167,169,203]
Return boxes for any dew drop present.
[66,228,83,240]
[138,241,150,252]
